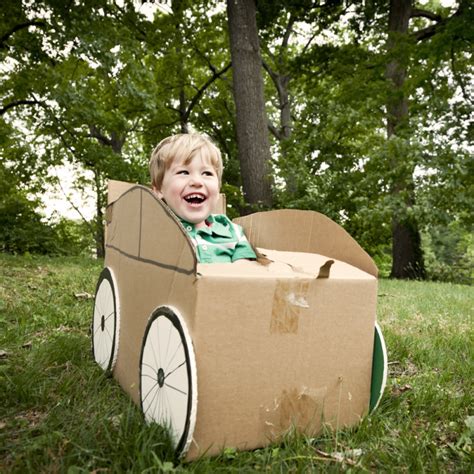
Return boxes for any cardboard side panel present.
[234,210,378,277]
[109,250,197,403]
[186,273,377,459]
[139,190,196,274]
[106,189,141,257]
[104,185,198,402]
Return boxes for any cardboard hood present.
[95,180,379,460]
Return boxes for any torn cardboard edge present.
[256,249,334,278]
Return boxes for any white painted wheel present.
[139,306,197,457]
[92,268,120,372]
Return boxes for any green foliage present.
[0,163,55,254]
[0,255,473,471]
[422,221,473,284]
[0,160,94,255]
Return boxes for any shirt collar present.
[179,215,232,238]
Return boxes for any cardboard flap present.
[108,180,135,205]
[234,210,378,277]
[106,185,196,275]
[317,259,334,279]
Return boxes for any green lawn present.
[0,254,472,472]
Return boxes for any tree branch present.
[410,8,442,22]
[268,121,282,141]
[413,23,441,42]
[411,3,464,43]
[0,99,42,116]
[89,125,112,147]
[281,14,296,52]
[0,20,46,48]
[183,62,232,123]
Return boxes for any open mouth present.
[184,193,206,205]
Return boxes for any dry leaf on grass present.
[313,448,363,466]
[74,292,93,300]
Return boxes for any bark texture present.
[227,0,273,207]
[386,0,425,279]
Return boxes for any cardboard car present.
[92,180,388,460]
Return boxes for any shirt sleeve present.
[230,222,257,261]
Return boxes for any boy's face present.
[155,154,219,228]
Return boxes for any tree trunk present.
[227,0,273,208]
[386,0,425,279]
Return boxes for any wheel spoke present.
[142,373,158,381]
[164,382,187,396]
[165,360,186,379]
[103,310,115,322]
[103,324,114,343]
[163,390,174,428]
[165,340,183,373]
[142,380,159,406]
[147,384,161,420]
[141,362,159,375]
[149,323,161,370]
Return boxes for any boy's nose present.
[189,175,203,186]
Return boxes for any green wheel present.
[370,321,388,412]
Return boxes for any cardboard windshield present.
[94,180,381,460]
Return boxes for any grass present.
[0,254,472,472]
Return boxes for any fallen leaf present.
[314,449,357,466]
[392,383,412,396]
[0,350,8,358]
[22,341,32,349]
[74,292,94,300]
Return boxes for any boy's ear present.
[152,186,163,199]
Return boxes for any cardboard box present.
[92,181,380,460]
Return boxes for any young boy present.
[149,133,257,263]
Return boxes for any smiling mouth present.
[184,194,206,205]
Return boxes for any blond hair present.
[149,133,223,190]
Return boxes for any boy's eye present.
[202,170,215,177]
[176,169,189,175]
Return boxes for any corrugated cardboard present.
[102,181,378,460]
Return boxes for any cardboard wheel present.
[92,267,120,372]
[139,306,197,457]
[369,321,388,412]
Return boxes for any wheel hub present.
[157,368,165,387]
[100,315,105,331]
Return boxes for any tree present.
[384,0,471,279]
[227,0,273,208]
[385,0,425,279]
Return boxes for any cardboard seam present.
[105,244,194,275]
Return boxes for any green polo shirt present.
[179,214,257,263]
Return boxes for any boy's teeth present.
[185,194,205,203]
